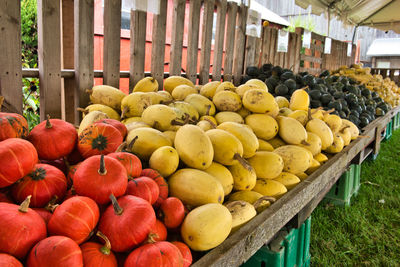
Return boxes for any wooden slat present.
[299,67,321,74]
[186,0,202,83]
[268,29,277,65]
[244,36,257,69]
[260,27,271,65]
[199,0,216,84]
[223,2,238,82]
[169,0,186,76]
[61,0,75,123]
[38,0,62,120]
[300,54,323,64]
[103,0,121,88]
[311,43,323,52]
[129,10,147,92]
[287,32,296,70]
[151,0,168,90]
[254,36,262,67]
[232,4,248,85]
[212,0,227,81]
[293,30,302,73]
[193,108,397,267]
[74,0,94,123]
[0,0,23,114]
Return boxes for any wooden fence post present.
[199,0,216,84]
[0,0,23,114]
[186,0,202,83]
[223,2,238,82]
[232,4,248,85]
[212,0,227,81]
[74,0,94,124]
[130,9,147,92]
[38,0,62,120]
[103,0,122,88]
[169,0,186,76]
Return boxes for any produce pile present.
[0,74,360,266]
[333,64,400,107]
[243,64,392,129]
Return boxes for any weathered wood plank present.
[193,109,392,267]
[38,0,62,120]
[293,31,302,73]
[300,54,323,64]
[186,0,202,83]
[223,2,238,82]
[74,0,94,123]
[254,36,262,68]
[232,4,248,85]
[61,0,75,123]
[0,0,23,114]
[268,29,277,65]
[103,0,121,88]
[212,0,227,81]
[244,36,257,69]
[169,0,186,76]
[129,10,147,92]
[151,0,168,90]
[199,0,215,84]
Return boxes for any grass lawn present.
[310,128,400,266]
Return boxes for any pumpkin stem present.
[45,196,59,213]
[147,233,159,244]
[307,108,312,121]
[0,96,4,111]
[110,194,123,215]
[96,231,112,255]
[120,106,128,119]
[45,114,52,129]
[77,107,89,115]
[128,136,138,150]
[234,153,252,171]
[18,195,32,213]
[203,118,217,129]
[98,154,107,175]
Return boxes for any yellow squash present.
[274,145,313,174]
[204,162,234,196]
[289,89,309,111]
[133,77,159,92]
[206,129,244,166]
[164,76,194,94]
[88,85,126,111]
[228,162,257,191]
[213,91,242,112]
[149,146,179,177]
[277,116,308,145]
[253,179,287,199]
[245,114,278,140]
[247,151,284,179]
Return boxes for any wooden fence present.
[0,0,355,125]
[371,68,400,85]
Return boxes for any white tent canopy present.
[295,0,400,33]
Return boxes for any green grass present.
[310,127,400,266]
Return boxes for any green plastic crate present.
[323,164,361,206]
[242,217,311,267]
[384,120,393,141]
[395,113,400,130]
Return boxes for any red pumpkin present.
[27,236,83,267]
[144,219,167,244]
[32,208,53,225]
[78,122,123,158]
[171,242,192,267]
[11,163,67,208]
[0,196,47,259]
[40,157,68,175]
[126,177,159,205]
[158,197,185,229]
[28,115,77,160]
[0,253,23,267]
[81,231,117,267]
[66,144,84,165]
[67,162,82,187]
[0,192,13,203]
[0,112,28,141]
[140,169,168,207]
[107,152,142,179]
[124,241,183,267]
[98,195,156,252]
[74,155,127,204]
[0,138,38,188]
[94,119,127,139]
[48,196,99,244]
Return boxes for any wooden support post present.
[186,0,202,83]
[61,0,75,124]
[74,0,94,124]
[0,0,23,114]
[293,30,302,73]
[151,0,168,90]
[254,36,262,68]
[212,0,227,81]
[38,0,62,120]
[232,4,248,85]
[103,0,121,88]
[223,2,238,82]
[129,9,147,92]
[199,0,215,84]
[260,27,270,65]
[244,36,257,70]
[169,0,186,76]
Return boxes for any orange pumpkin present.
[0,112,28,141]
[78,122,123,158]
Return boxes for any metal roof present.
[294,0,400,33]
[366,38,400,56]
[250,1,290,26]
